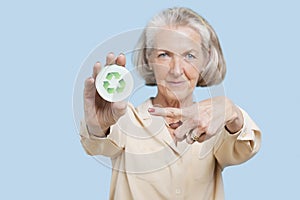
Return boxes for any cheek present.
[184,66,200,84]
[152,64,169,80]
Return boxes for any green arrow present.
[107,88,115,94]
[106,73,113,80]
[116,79,126,93]
[119,79,125,87]
[112,72,121,79]
[103,81,110,89]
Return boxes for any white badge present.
[95,64,134,102]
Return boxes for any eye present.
[185,53,196,60]
[158,52,169,58]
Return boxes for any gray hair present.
[132,7,226,87]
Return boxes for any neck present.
[151,93,194,108]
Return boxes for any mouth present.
[166,81,186,87]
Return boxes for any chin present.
[166,89,193,102]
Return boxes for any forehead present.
[151,26,202,53]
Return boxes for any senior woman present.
[80,7,261,200]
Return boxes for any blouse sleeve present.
[214,108,262,169]
[80,120,124,158]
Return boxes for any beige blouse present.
[80,99,261,200]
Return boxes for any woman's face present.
[148,26,207,102]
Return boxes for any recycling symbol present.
[95,64,133,102]
[102,72,126,94]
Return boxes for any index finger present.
[148,107,183,119]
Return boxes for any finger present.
[92,62,101,79]
[85,76,109,113]
[84,77,96,99]
[186,128,207,144]
[84,78,97,122]
[173,119,196,141]
[115,53,126,66]
[106,52,115,65]
[197,133,207,143]
[148,107,182,120]
[186,129,196,144]
[169,120,183,129]
[91,62,108,104]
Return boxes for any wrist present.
[86,123,109,137]
[225,106,244,134]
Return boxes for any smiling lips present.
[166,81,186,87]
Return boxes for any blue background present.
[1,0,299,199]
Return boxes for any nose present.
[170,56,183,77]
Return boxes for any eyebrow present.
[183,49,199,53]
[155,48,200,55]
